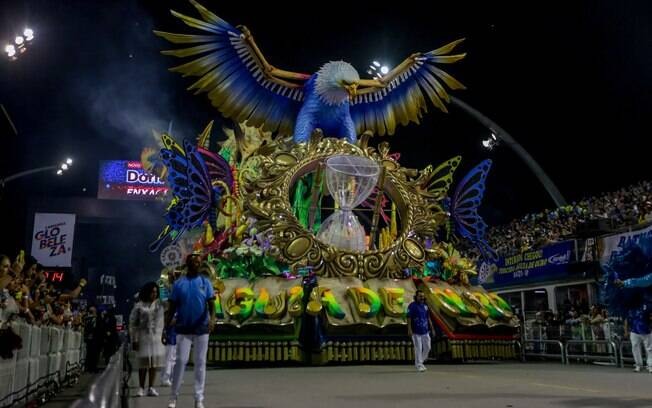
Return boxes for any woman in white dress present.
[129,282,165,397]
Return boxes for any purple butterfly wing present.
[182,140,214,229]
[451,159,498,261]
[198,147,233,189]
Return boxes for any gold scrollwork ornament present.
[242,133,444,280]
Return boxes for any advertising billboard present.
[98,160,168,200]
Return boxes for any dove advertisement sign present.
[98,160,169,200]
[31,213,76,267]
[479,241,574,287]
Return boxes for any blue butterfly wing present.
[451,159,497,261]
[149,202,187,252]
[182,139,214,229]
[152,139,227,251]
[476,239,499,263]
[160,148,191,201]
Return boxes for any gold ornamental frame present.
[242,132,445,280]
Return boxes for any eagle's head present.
[315,61,360,106]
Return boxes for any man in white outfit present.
[407,290,435,372]
[164,254,216,408]
[624,305,652,373]
[160,318,176,387]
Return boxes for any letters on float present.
[219,285,304,321]
[216,283,512,322]
[431,287,514,320]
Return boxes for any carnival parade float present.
[146,0,519,365]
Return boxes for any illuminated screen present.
[98,160,169,200]
[43,270,66,283]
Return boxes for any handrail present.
[564,340,618,365]
[521,339,565,364]
[70,344,124,408]
[619,340,634,368]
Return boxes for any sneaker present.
[161,379,172,387]
[417,365,426,372]
[634,366,641,372]
[195,400,205,408]
[420,364,428,371]
[136,387,146,397]
[147,387,159,397]
[167,399,177,408]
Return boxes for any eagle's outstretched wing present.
[154,0,310,135]
[351,39,466,136]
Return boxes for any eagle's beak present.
[344,83,358,100]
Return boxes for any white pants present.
[171,334,209,402]
[412,333,431,368]
[161,344,177,382]
[630,332,652,368]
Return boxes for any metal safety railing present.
[520,339,566,364]
[520,331,645,370]
[0,323,84,408]
[619,340,635,368]
[564,340,618,365]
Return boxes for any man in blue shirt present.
[615,273,652,372]
[625,305,652,373]
[407,289,435,372]
[164,254,216,408]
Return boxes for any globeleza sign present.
[30,213,76,267]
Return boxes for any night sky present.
[2,0,651,247]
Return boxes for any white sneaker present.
[417,365,426,372]
[136,387,146,397]
[147,387,159,397]
[195,400,205,408]
[167,399,177,408]
[634,366,641,372]
[420,364,428,371]
[161,379,172,387]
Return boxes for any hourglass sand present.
[316,155,380,252]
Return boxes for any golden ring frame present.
[242,131,445,279]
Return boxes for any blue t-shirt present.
[170,275,215,335]
[628,305,651,335]
[407,302,430,335]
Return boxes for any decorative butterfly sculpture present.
[443,159,498,262]
[149,138,233,252]
[140,146,168,180]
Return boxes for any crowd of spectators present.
[0,251,119,370]
[486,181,652,258]
[0,252,85,328]
[526,302,617,345]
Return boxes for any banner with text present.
[98,160,168,200]
[478,240,574,287]
[599,222,652,266]
[31,213,76,267]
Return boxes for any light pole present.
[450,96,568,207]
[4,28,35,61]
[1,158,73,188]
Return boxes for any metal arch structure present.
[450,96,568,208]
